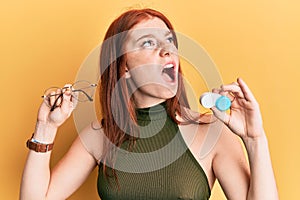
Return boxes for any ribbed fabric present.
[97,102,211,200]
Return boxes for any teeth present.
[164,63,174,69]
[162,63,175,81]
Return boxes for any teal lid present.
[215,96,231,111]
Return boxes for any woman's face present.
[123,17,179,108]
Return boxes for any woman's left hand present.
[210,78,265,140]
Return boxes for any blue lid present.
[215,96,231,111]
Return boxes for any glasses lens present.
[72,80,96,102]
[43,87,63,107]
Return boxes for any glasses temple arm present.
[72,89,94,101]
[50,93,63,111]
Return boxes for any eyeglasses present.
[42,80,97,111]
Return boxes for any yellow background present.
[1,0,299,199]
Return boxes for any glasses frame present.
[42,80,97,111]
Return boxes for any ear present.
[124,66,131,79]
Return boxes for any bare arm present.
[20,86,98,200]
[211,78,278,200]
[243,133,277,200]
[21,133,97,200]
[212,126,250,199]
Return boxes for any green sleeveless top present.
[97,103,211,200]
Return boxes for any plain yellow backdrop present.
[1,0,299,199]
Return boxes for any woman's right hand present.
[34,84,76,142]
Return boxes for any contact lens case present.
[200,92,231,111]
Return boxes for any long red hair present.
[98,8,194,181]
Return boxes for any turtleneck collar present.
[136,101,168,121]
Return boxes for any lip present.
[162,61,177,71]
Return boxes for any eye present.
[167,36,174,43]
[142,39,156,48]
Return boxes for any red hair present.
[98,8,194,183]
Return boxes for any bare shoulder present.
[212,120,245,158]
[210,118,249,179]
[78,120,105,164]
[179,108,245,160]
[178,108,219,158]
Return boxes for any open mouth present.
[162,63,175,82]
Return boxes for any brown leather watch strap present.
[26,139,54,153]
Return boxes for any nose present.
[159,46,171,57]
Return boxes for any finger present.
[61,84,74,113]
[42,95,50,107]
[212,88,221,94]
[210,106,230,125]
[212,87,236,102]
[68,85,78,108]
[55,89,62,107]
[70,85,79,106]
[61,91,74,114]
[237,77,256,102]
[71,93,78,108]
[221,84,245,99]
[49,91,57,106]
[227,92,236,102]
[219,89,228,97]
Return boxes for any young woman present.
[20,8,278,200]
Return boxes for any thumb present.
[210,106,230,125]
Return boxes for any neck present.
[133,93,167,108]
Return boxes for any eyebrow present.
[135,30,172,42]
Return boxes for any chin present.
[133,83,178,102]
[155,85,178,99]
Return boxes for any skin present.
[20,17,278,200]
[124,18,179,108]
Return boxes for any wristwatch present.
[26,136,54,153]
